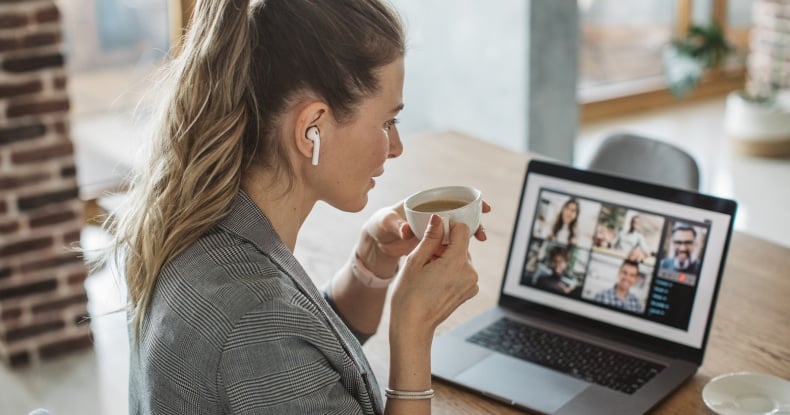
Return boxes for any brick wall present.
[0,0,91,367]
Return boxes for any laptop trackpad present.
[455,353,589,414]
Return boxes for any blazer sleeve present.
[322,286,374,345]
[217,302,365,415]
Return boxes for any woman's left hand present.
[356,204,418,279]
[357,200,492,277]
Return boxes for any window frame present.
[579,0,747,123]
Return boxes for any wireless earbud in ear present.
[306,126,320,166]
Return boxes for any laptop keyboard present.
[466,318,665,395]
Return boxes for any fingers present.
[400,221,416,240]
[430,244,447,261]
[465,283,480,301]
[367,209,402,236]
[382,210,404,234]
[445,262,480,314]
[410,214,445,264]
[446,222,471,253]
[411,218,471,264]
[474,200,491,241]
[394,218,480,330]
[474,224,487,241]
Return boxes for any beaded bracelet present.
[350,252,396,289]
[384,388,435,400]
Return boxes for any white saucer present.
[703,372,790,415]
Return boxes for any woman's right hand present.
[384,215,479,414]
[389,214,479,340]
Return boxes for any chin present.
[333,193,369,213]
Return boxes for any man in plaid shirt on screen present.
[594,259,643,313]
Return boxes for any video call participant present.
[544,198,579,245]
[534,246,574,294]
[594,259,644,313]
[613,215,651,262]
[659,223,701,274]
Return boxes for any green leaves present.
[662,23,733,97]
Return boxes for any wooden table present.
[295,131,790,414]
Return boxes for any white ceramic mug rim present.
[404,186,482,213]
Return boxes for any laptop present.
[431,159,737,414]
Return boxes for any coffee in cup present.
[404,186,482,244]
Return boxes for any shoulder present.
[138,229,332,363]
[164,227,298,303]
[147,226,316,352]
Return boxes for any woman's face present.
[561,201,578,224]
[317,58,405,212]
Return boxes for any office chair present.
[586,133,700,191]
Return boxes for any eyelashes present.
[384,118,400,130]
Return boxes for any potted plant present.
[662,22,733,97]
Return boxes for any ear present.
[293,101,330,165]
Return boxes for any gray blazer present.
[129,191,383,414]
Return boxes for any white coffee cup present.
[403,186,482,244]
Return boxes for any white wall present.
[392,0,529,152]
[391,1,577,162]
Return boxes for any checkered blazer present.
[128,191,383,414]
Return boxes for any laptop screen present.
[501,160,736,349]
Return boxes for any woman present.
[613,214,651,262]
[545,198,579,245]
[107,1,487,414]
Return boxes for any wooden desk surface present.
[295,131,790,414]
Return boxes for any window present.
[58,0,172,116]
[578,0,676,102]
[579,0,749,122]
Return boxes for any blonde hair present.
[107,0,404,341]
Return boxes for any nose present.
[387,127,403,159]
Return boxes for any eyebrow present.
[391,103,404,114]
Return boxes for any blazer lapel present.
[219,190,384,411]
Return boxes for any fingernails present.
[430,214,441,226]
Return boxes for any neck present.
[615,285,629,299]
[241,168,316,252]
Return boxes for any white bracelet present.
[384,388,435,400]
[350,252,396,289]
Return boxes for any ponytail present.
[111,0,256,340]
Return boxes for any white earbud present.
[306,126,320,166]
